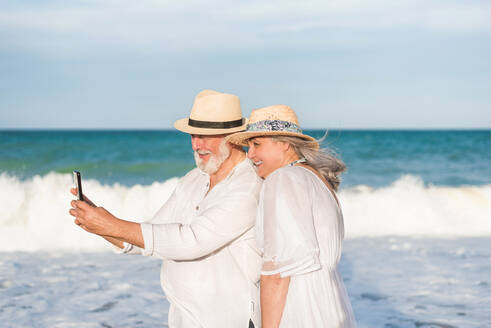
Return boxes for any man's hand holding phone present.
[69,170,144,248]
[69,170,124,237]
[70,170,100,231]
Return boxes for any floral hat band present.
[246,119,303,134]
[226,104,318,148]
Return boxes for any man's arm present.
[260,273,290,328]
[70,199,145,247]
[69,175,259,260]
[141,189,258,260]
[74,217,125,249]
[102,236,124,249]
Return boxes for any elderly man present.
[69,90,262,328]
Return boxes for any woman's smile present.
[247,137,296,178]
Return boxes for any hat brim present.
[174,118,248,135]
[227,130,319,148]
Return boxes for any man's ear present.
[229,143,244,151]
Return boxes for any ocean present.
[1,130,490,327]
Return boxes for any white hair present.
[194,138,230,175]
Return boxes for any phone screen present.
[72,171,83,201]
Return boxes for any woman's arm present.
[260,273,290,328]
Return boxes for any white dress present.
[257,165,356,328]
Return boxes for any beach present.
[2,237,491,328]
[1,130,490,327]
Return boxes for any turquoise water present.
[1,129,490,187]
[1,130,490,327]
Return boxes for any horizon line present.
[1,127,490,132]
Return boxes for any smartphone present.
[72,171,83,201]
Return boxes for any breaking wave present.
[1,173,490,252]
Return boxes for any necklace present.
[287,158,306,166]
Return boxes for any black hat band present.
[188,118,244,129]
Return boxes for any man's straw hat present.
[174,90,247,135]
[227,104,318,147]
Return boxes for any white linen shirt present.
[121,158,263,328]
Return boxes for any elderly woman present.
[228,105,356,328]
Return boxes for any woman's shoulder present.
[268,165,316,179]
[264,165,313,190]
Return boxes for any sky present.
[1,0,490,129]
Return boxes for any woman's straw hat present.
[227,104,318,147]
[174,90,247,135]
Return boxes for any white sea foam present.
[0,172,178,252]
[1,173,490,252]
[340,175,491,238]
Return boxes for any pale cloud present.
[1,0,490,56]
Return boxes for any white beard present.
[194,139,230,175]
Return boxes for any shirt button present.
[196,205,199,210]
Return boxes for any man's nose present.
[191,136,203,150]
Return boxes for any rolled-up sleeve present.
[115,186,180,256]
[113,241,144,255]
